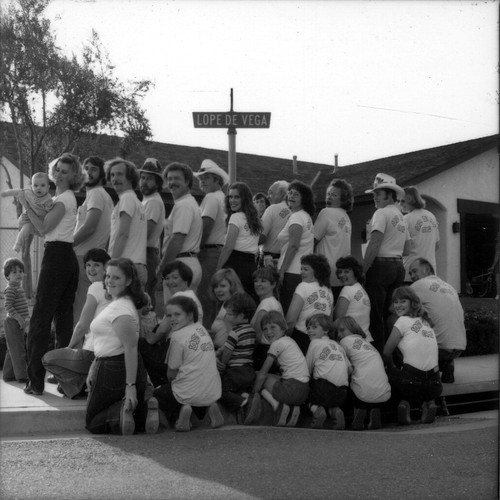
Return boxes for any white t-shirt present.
[251,296,284,345]
[173,290,203,324]
[261,201,291,254]
[109,190,147,264]
[142,192,166,249]
[340,335,391,403]
[267,336,310,383]
[45,190,77,243]
[168,322,222,406]
[403,209,440,280]
[227,212,259,254]
[200,190,226,245]
[91,297,139,358]
[338,283,373,342]
[411,276,466,350]
[163,192,202,254]
[294,281,334,334]
[369,204,409,258]
[306,337,350,387]
[74,186,113,255]
[394,316,438,371]
[277,210,314,275]
[82,281,112,351]
[314,207,352,287]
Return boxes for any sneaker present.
[397,400,411,425]
[23,383,43,396]
[286,406,301,427]
[329,407,345,430]
[145,397,159,434]
[120,402,135,435]
[367,408,381,430]
[208,403,224,429]
[243,394,262,425]
[274,403,290,426]
[351,408,366,431]
[421,400,437,424]
[311,406,327,429]
[175,404,192,432]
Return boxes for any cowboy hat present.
[194,159,229,186]
[365,173,404,198]
[138,158,163,180]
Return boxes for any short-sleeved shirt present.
[261,201,291,254]
[200,190,226,245]
[369,204,409,257]
[142,192,166,249]
[74,186,113,256]
[277,210,314,274]
[168,322,222,406]
[163,192,202,254]
[340,335,391,403]
[338,282,373,342]
[294,281,334,334]
[91,297,139,358]
[222,323,256,367]
[394,316,438,371]
[82,280,111,351]
[227,212,259,254]
[403,209,440,279]
[109,190,147,264]
[251,296,284,345]
[314,207,352,287]
[173,290,203,324]
[411,276,466,350]
[306,337,350,387]
[45,190,77,242]
[267,336,310,383]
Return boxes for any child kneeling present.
[305,314,350,430]
[153,296,223,432]
[244,311,309,427]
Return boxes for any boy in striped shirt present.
[216,292,257,417]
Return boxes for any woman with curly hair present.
[285,254,334,354]
[217,182,262,297]
[277,180,315,315]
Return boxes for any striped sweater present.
[223,323,256,367]
[4,283,29,322]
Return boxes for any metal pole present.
[227,88,236,184]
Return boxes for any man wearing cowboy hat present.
[363,173,410,352]
[194,159,229,328]
[139,158,166,311]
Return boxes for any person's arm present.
[333,296,349,320]
[217,223,239,270]
[4,288,27,330]
[114,315,139,410]
[145,315,169,345]
[278,223,303,284]
[201,216,215,246]
[363,230,384,274]
[285,292,304,335]
[25,201,65,236]
[252,354,274,393]
[158,233,187,275]
[146,218,158,240]
[167,367,179,382]
[252,310,267,344]
[382,326,402,370]
[110,212,132,258]
[68,294,98,348]
[0,188,22,198]
[73,208,102,247]
[403,239,411,257]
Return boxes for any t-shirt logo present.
[188,333,201,350]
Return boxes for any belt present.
[202,244,223,249]
[375,256,402,262]
[264,252,281,258]
[44,241,73,248]
[403,363,439,378]
[177,252,198,258]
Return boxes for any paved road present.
[1,416,498,500]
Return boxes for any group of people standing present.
[2,153,466,434]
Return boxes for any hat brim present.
[138,169,164,180]
[365,183,404,197]
[194,170,229,185]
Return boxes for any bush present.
[463,306,499,356]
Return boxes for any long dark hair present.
[225,182,262,236]
[105,258,148,309]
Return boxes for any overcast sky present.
[46,0,499,166]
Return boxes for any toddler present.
[305,314,350,430]
[1,172,53,252]
[245,311,309,427]
[334,316,391,430]
[2,258,29,382]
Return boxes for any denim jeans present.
[225,250,258,301]
[198,247,222,329]
[146,247,160,310]
[309,378,348,408]
[364,259,405,352]
[86,354,147,434]
[220,365,256,411]
[280,272,302,316]
[27,242,79,392]
[3,317,28,381]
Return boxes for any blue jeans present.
[388,364,442,406]
[146,247,160,310]
[220,365,256,411]
[3,317,28,381]
[27,242,79,392]
[198,246,222,329]
[86,354,147,434]
[364,259,405,352]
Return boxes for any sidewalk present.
[0,355,498,438]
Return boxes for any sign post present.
[193,89,271,184]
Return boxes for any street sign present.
[193,112,271,129]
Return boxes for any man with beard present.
[72,156,113,324]
[139,158,165,311]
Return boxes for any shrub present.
[463,306,499,356]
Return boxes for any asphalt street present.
[1,414,498,500]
